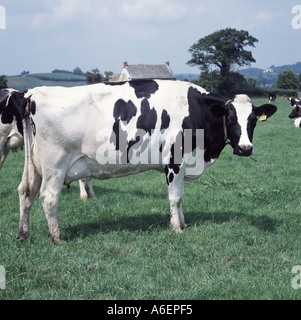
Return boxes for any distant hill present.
[176,74,199,81]
[240,62,301,77]
[7,72,87,90]
[239,62,301,86]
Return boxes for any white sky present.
[0,0,301,76]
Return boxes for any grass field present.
[1,97,301,300]
[7,73,87,90]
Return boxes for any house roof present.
[124,63,176,80]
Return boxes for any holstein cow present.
[268,92,276,103]
[0,89,94,199]
[288,98,301,128]
[0,81,277,243]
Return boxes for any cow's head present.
[0,89,25,169]
[211,94,277,157]
[288,98,301,119]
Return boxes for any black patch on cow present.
[1,106,14,124]
[30,100,36,115]
[111,99,137,153]
[160,109,170,131]
[111,121,125,152]
[30,117,36,136]
[289,106,301,119]
[168,172,174,184]
[127,136,141,163]
[129,80,159,99]
[164,165,180,186]
[113,99,137,123]
[182,87,227,163]
[164,143,182,186]
[126,98,157,163]
[136,99,157,135]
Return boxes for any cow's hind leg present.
[18,167,42,241]
[39,170,65,244]
[165,164,186,233]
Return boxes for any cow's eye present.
[227,118,234,126]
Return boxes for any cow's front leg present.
[165,164,186,232]
[78,178,95,200]
[39,171,64,244]
[79,179,88,200]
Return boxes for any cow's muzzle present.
[235,144,254,157]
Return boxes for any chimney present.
[166,61,170,66]
[123,60,128,68]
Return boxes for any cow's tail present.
[20,102,34,195]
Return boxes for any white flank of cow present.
[0,81,277,243]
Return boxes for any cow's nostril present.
[238,145,253,156]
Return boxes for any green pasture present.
[0,98,301,300]
[7,73,87,90]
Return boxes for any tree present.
[0,75,8,89]
[187,28,258,95]
[73,67,85,76]
[276,69,299,90]
[86,68,113,84]
[104,71,114,83]
[246,77,258,90]
[86,68,104,84]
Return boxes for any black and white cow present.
[0,81,277,243]
[268,92,276,103]
[0,105,24,168]
[0,89,94,199]
[288,98,301,128]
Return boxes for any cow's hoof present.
[51,235,64,245]
[171,225,183,234]
[18,231,29,241]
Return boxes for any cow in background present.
[288,98,301,127]
[268,92,276,103]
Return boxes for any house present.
[110,61,176,82]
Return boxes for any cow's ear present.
[211,104,226,117]
[254,104,277,119]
